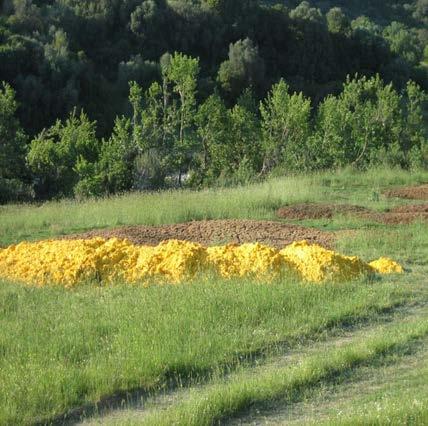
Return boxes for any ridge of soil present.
[371,204,428,225]
[276,203,428,225]
[277,203,370,220]
[63,219,334,249]
[383,184,428,200]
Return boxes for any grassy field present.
[1,166,427,246]
[0,167,427,425]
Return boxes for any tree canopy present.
[0,1,427,202]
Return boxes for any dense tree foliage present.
[0,0,426,137]
[18,73,427,199]
[0,0,427,201]
[0,82,31,202]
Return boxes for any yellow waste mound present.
[369,257,404,274]
[207,243,285,279]
[0,238,403,287]
[280,241,374,282]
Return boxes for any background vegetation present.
[0,0,427,202]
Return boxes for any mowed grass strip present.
[305,351,428,426]
[1,167,427,246]
[223,326,428,426]
[0,276,411,425]
[137,316,428,426]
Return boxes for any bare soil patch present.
[276,202,428,225]
[64,219,334,249]
[277,203,371,220]
[383,184,428,200]
[369,204,428,225]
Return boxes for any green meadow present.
[0,167,427,425]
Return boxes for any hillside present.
[271,0,428,26]
[0,0,426,138]
[1,0,427,204]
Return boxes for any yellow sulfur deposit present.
[280,241,374,282]
[369,257,404,274]
[126,239,207,283]
[207,243,286,279]
[0,238,403,288]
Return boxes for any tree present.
[217,38,265,100]
[0,82,30,202]
[260,79,311,173]
[312,75,403,169]
[74,117,136,197]
[164,52,200,184]
[413,0,428,25]
[402,81,428,168]
[290,1,323,23]
[133,79,173,188]
[128,52,200,187]
[228,89,261,176]
[130,0,168,55]
[203,0,257,20]
[383,22,423,66]
[326,7,350,35]
[194,93,230,183]
[27,109,99,198]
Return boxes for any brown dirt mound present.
[370,204,428,225]
[390,204,428,214]
[277,203,371,220]
[64,219,334,249]
[276,202,428,225]
[383,184,428,200]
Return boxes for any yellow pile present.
[0,238,403,288]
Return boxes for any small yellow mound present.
[0,238,403,287]
[369,257,404,274]
[280,241,374,283]
[0,238,137,286]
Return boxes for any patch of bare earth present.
[383,184,428,200]
[277,202,428,225]
[368,204,428,225]
[277,203,371,220]
[63,219,334,249]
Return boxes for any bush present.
[0,178,33,204]
[27,110,100,199]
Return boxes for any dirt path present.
[277,203,371,220]
[229,340,428,425]
[369,203,428,224]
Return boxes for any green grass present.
[314,354,428,426]
[0,167,427,424]
[0,276,412,425]
[135,316,428,426]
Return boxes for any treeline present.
[0,0,427,139]
[1,0,428,202]
[280,0,428,26]
[1,56,426,202]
